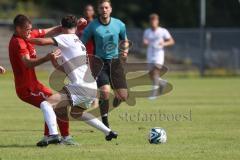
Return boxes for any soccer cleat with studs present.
[36,135,61,147]
[105,131,118,141]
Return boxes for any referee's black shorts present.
[90,58,127,89]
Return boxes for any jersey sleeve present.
[163,29,172,40]
[17,39,30,56]
[53,35,67,48]
[31,29,46,38]
[81,22,93,45]
[119,22,127,40]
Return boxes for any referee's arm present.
[119,23,129,58]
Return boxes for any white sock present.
[80,112,111,135]
[102,113,108,117]
[152,85,159,90]
[158,78,168,86]
[40,101,58,135]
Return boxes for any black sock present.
[99,99,110,127]
[102,116,109,128]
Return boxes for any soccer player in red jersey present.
[8,14,78,146]
[77,4,95,55]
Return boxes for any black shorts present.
[91,58,127,89]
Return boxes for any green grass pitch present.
[0,72,240,160]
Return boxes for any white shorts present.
[147,51,165,69]
[147,63,164,71]
[64,83,97,109]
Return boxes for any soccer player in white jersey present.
[143,13,175,99]
[28,15,117,147]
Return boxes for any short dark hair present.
[98,0,111,6]
[13,14,31,28]
[61,15,78,29]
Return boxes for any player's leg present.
[70,106,117,141]
[16,89,64,146]
[17,86,72,143]
[110,59,128,107]
[42,90,70,135]
[149,66,160,99]
[43,106,77,145]
[154,54,168,97]
[63,84,118,141]
[39,86,71,140]
[38,90,71,147]
[149,64,168,99]
[33,85,76,145]
[96,63,111,127]
[98,85,111,127]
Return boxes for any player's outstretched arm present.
[43,25,62,37]
[43,17,87,37]
[28,38,56,46]
[21,50,61,68]
[0,66,6,74]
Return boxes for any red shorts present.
[16,84,52,108]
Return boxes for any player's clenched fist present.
[77,18,87,26]
[0,66,6,74]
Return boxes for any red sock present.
[57,118,69,137]
[43,107,70,137]
[56,107,69,137]
[44,120,69,137]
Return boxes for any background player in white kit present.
[143,13,175,99]
[28,15,117,147]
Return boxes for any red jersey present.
[9,29,46,93]
[77,20,94,55]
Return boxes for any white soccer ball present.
[148,127,167,144]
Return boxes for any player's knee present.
[118,92,128,101]
[100,85,111,99]
[40,100,53,109]
[100,87,111,99]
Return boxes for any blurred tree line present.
[0,0,240,28]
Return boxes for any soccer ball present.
[148,127,167,144]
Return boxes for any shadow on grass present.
[0,129,94,133]
[0,129,42,132]
[0,144,36,148]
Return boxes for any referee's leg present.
[110,59,128,107]
[99,85,111,128]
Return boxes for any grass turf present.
[0,72,239,160]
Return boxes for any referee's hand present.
[121,52,128,58]
[77,18,87,26]
[120,52,128,62]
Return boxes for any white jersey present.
[53,34,97,90]
[143,27,172,64]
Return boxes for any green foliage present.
[0,0,41,18]
[0,0,240,27]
